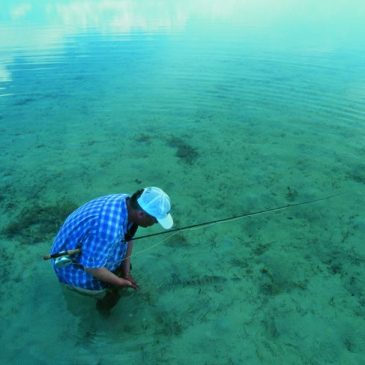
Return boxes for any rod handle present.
[43,249,81,260]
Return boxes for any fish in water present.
[159,273,237,291]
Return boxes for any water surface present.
[1,1,365,364]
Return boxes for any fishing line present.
[129,192,342,259]
[125,231,181,261]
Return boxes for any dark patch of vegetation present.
[229,257,249,269]
[161,273,228,291]
[165,233,189,248]
[134,133,152,144]
[154,311,184,337]
[348,169,365,184]
[286,186,298,202]
[253,242,271,256]
[13,98,36,106]
[0,247,12,282]
[166,136,199,165]
[259,266,307,296]
[3,201,78,244]
[259,267,283,295]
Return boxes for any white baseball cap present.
[137,187,173,229]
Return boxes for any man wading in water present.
[50,187,173,313]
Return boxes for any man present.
[50,186,173,311]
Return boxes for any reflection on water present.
[1,0,365,93]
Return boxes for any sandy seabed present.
[1,94,364,364]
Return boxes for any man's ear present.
[137,210,145,218]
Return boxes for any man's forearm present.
[85,267,128,287]
[122,240,134,276]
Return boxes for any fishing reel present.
[43,248,81,267]
[54,256,73,268]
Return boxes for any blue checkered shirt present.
[51,194,131,290]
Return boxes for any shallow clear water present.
[1,1,365,364]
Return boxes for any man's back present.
[50,194,129,290]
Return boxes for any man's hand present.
[122,274,139,289]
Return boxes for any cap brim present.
[157,213,173,230]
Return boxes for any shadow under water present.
[3,201,77,244]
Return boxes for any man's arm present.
[85,267,137,289]
[121,240,134,277]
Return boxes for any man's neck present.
[126,197,137,224]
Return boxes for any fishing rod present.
[132,193,340,241]
[43,249,80,260]
[43,192,341,261]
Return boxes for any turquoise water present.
[1,1,365,364]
